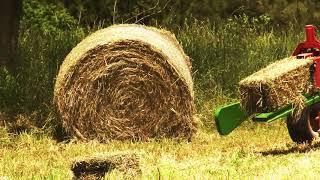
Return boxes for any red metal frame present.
[313,57,320,87]
[292,25,320,88]
[293,25,320,56]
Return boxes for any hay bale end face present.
[54,24,196,141]
[239,57,313,114]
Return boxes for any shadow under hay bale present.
[239,57,313,114]
[0,112,40,134]
[0,112,8,127]
[54,24,196,142]
[71,152,141,180]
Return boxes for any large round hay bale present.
[54,24,196,142]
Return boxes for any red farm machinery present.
[215,25,320,143]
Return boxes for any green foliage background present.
[0,0,315,131]
[45,0,320,26]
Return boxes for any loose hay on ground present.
[54,24,196,142]
[239,57,313,114]
[71,152,141,179]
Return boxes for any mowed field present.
[2,119,320,179]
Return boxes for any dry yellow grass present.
[2,121,320,179]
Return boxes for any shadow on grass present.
[259,141,320,156]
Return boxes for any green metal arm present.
[214,95,320,135]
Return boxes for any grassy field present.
[1,15,317,178]
[2,120,320,179]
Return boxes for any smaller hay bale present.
[71,152,141,179]
[239,57,313,114]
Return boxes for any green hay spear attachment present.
[214,94,320,135]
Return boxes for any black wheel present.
[286,103,320,143]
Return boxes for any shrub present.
[0,0,85,131]
[21,0,79,34]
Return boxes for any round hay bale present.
[54,24,196,142]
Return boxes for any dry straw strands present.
[71,152,141,179]
[54,24,196,142]
[239,57,313,114]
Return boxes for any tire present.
[286,103,320,143]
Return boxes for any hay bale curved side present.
[54,24,196,141]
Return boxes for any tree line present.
[44,0,320,27]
